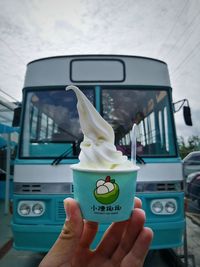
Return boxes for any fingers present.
[111,208,146,263]
[122,227,153,267]
[134,197,142,209]
[95,220,128,257]
[95,197,142,258]
[79,220,98,248]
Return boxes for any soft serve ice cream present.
[66,85,134,170]
[66,85,139,222]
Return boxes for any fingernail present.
[64,199,71,219]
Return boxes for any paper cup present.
[71,164,140,223]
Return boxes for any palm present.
[39,198,153,267]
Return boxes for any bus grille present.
[20,184,41,193]
[56,200,66,221]
[136,182,183,192]
[156,183,176,191]
[14,182,73,194]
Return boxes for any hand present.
[39,198,153,267]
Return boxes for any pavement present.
[0,200,200,267]
[185,215,200,267]
[0,201,13,259]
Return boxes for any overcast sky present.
[0,0,199,139]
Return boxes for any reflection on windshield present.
[20,86,176,158]
[102,88,176,157]
[20,88,94,158]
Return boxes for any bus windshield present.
[20,86,176,159]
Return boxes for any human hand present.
[39,197,153,267]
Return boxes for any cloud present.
[0,0,199,138]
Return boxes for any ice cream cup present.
[71,164,140,223]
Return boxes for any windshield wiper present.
[52,145,145,166]
[136,155,146,164]
[51,147,74,166]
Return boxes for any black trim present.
[22,85,66,93]
[27,54,167,66]
[70,58,126,83]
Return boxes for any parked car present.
[186,171,200,208]
[183,151,200,177]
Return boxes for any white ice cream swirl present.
[66,85,133,170]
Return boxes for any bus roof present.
[28,54,167,65]
[24,55,171,88]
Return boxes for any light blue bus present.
[12,55,189,251]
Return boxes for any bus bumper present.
[92,220,185,250]
[147,220,185,249]
[11,219,185,252]
[11,222,62,252]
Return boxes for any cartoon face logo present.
[94,176,119,204]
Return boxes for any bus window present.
[164,107,169,152]
[30,105,38,140]
[39,113,48,140]
[47,117,54,139]
[101,88,176,157]
[158,110,163,147]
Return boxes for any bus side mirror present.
[12,106,22,127]
[173,99,192,126]
[183,106,192,126]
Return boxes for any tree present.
[178,135,200,159]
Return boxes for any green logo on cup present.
[94,176,119,204]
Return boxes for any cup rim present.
[70,163,140,173]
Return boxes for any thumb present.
[39,198,84,267]
[56,198,84,250]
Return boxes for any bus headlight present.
[165,201,177,214]
[151,201,163,213]
[18,203,31,216]
[32,203,45,215]
[151,199,177,215]
[18,201,45,217]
